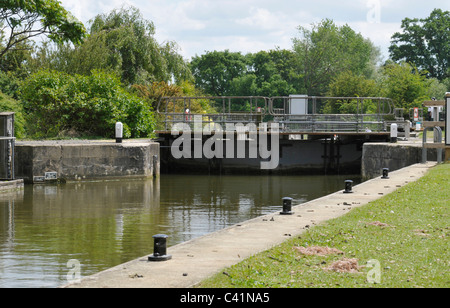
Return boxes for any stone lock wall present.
[14,140,160,183]
[361,142,438,180]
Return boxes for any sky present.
[59,0,450,61]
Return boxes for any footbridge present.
[156,96,394,136]
[155,96,395,174]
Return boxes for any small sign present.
[33,176,45,183]
[45,172,58,180]
[413,107,419,122]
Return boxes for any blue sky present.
[59,0,450,61]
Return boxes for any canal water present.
[0,174,360,288]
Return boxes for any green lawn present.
[197,163,450,288]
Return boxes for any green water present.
[0,174,360,288]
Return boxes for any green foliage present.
[324,71,379,114]
[389,9,450,80]
[132,80,215,114]
[19,70,155,139]
[30,6,192,86]
[292,19,380,96]
[0,0,86,58]
[0,70,21,98]
[0,38,34,73]
[427,78,448,100]
[189,48,300,103]
[190,50,248,96]
[380,62,430,109]
[232,50,300,97]
[0,90,26,138]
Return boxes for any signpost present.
[414,107,419,122]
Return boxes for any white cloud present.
[58,0,450,60]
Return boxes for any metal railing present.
[156,96,394,134]
[157,96,268,131]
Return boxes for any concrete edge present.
[62,162,438,288]
[0,179,24,192]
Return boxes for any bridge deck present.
[156,96,394,137]
[156,130,389,137]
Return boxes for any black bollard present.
[148,234,172,261]
[381,168,389,179]
[344,180,353,194]
[280,197,294,215]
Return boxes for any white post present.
[390,123,398,143]
[115,122,123,143]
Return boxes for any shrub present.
[20,70,155,139]
[0,91,26,139]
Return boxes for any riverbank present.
[63,162,438,288]
[199,163,449,288]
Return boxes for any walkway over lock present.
[156,96,394,136]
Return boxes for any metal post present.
[422,127,430,163]
[434,126,443,164]
[148,234,172,262]
[280,197,293,215]
[382,168,389,179]
[446,93,450,146]
[344,180,353,194]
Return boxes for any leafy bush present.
[0,71,21,99]
[0,91,26,139]
[20,69,155,139]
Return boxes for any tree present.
[190,50,248,96]
[292,19,380,96]
[190,49,300,98]
[246,50,299,96]
[389,9,450,80]
[0,0,86,59]
[30,6,192,85]
[427,78,447,100]
[324,70,378,114]
[380,62,430,110]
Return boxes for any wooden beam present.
[423,101,445,107]
[423,143,446,149]
[422,121,445,128]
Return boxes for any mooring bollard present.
[381,168,389,179]
[280,197,293,215]
[148,234,172,261]
[115,122,123,144]
[390,123,398,143]
[344,180,353,194]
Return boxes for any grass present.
[197,163,450,288]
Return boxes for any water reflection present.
[0,174,360,288]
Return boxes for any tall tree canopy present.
[389,8,450,81]
[31,6,192,85]
[380,61,430,109]
[0,0,86,60]
[189,49,300,97]
[292,19,380,96]
[190,50,248,96]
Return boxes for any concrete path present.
[63,162,436,288]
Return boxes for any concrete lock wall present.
[14,140,160,183]
[361,142,438,180]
